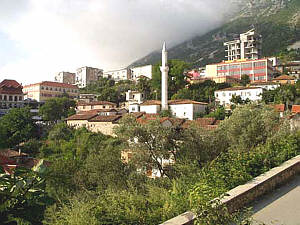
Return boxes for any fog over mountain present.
[0,0,242,84]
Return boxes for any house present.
[215,87,263,106]
[87,115,122,136]
[126,90,145,113]
[0,79,24,115]
[291,105,300,115]
[139,100,207,120]
[272,75,297,85]
[0,149,50,175]
[66,112,122,136]
[23,81,79,102]
[182,117,220,130]
[250,82,280,90]
[76,101,117,111]
[271,104,285,117]
[76,94,100,103]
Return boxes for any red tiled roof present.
[0,149,28,158]
[130,112,146,118]
[292,105,300,114]
[140,100,161,106]
[77,101,117,106]
[181,118,219,129]
[250,82,279,86]
[0,79,23,95]
[273,75,296,81]
[271,104,285,112]
[78,109,117,114]
[66,113,98,120]
[89,115,122,122]
[23,81,78,89]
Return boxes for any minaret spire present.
[160,42,169,111]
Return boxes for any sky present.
[0,0,240,85]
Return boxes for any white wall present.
[131,65,152,80]
[129,104,140,113]
[170,104,206,120]
[140,105,160,114]
[215,88,263,105]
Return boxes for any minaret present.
[160,42,169,110]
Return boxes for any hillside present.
[131,0,300,68]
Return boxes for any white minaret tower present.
[160,42,169,111]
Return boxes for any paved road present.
[251,175,300,225]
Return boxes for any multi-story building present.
[130,65,152,80]
[103,68,131,82]
[0,79,24,115]
[224,29,262,60]
[214,87,263,106]
[54,72,76,84]
[76,101,117,112]
[206,58,275,83]
[23,81,79,102]
[76,66,103,88]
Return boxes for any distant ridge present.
[130,0,300,68]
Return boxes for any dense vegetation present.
[1,104,299,224]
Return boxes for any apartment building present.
[76,101,117,112]
[0,79,24,115]
[23,81,79,102]
[215,87,263,106]
[103,68,131,82]
[55,72,76,84]
[206,58,275,83]
[224,29,262,60]
[76,66,103,88]
[130,65,153,80]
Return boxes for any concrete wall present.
[160,155,300,225]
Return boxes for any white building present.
[250,82,280,90]
[130,65,153,80]
[224,29,262,61]
[55,72,76,84]
[126,90,145,113]
[139,100,207,120]
[76,66,103,88]
[215,87,263,106]
[103,68,131,82]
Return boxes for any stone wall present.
[160,155,300,225]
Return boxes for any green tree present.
[39,97,76,122]
[0,107,37,148]
[152,60,190,99]
[115,115,183,178]
[204,106,226,120]
[241,74,250,86]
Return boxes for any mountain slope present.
[131,0,300,68]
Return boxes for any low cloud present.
[0,0,241,84]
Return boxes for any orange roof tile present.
[0,79,23,95]
[23,81,78,89]
[292,105,300,114]
[140,99,208,106]
[77,101,116,106]
[271,104,285,112]
[66,113,97,120]
[216,86,262,92]
[89,115,122,122]
[273,75,296,81]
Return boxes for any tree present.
[0,107,37,148]
[39,97,76,122]
[241,74,250,86]
[219,104,281,151]
[230,94,244,105]
[204,106,226,120]
[115,115,183,178]
[152,60,190,99]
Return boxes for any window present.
[9,96,13,101]
[46,87,48,90]
[41,86,44,90]
[4,95,7,101]
[14,96,18,101]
